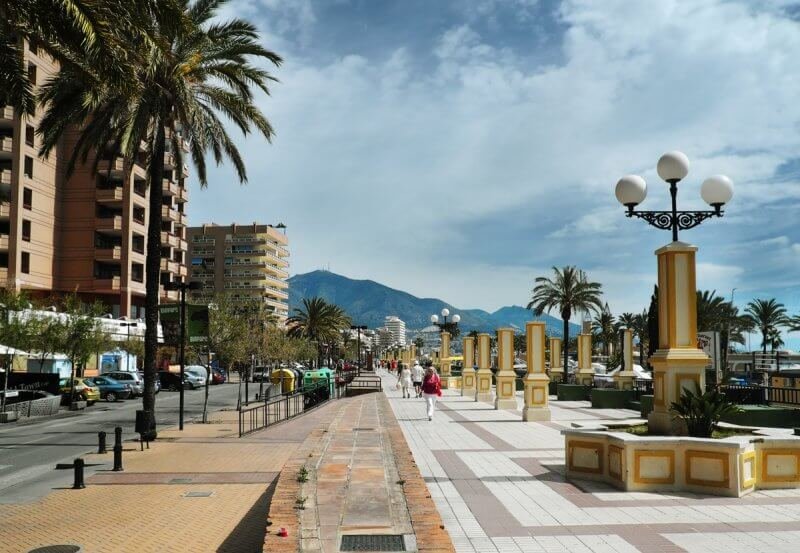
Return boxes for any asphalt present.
[0,382,260,503]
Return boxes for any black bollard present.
[113,426,124,472]
[73,458,85,489]
[114,426,123,449]
[98,431,107,454]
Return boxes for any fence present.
[238,380,330,437]
[717,384,800,407]
[1,394,61,418]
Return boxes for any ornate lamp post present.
[431,309,460,388]
[615,151,733,434]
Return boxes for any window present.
[21,220,31,242]
[25,125,34,147]
[132,263,144,283]
[23,156,33,179]
[28,40,38,55]
[21,252,30,274]
[27,63,37,86]
[22,188,32,210]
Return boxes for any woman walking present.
[397,363,413,398]
[421,363,442,421]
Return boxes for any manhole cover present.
[28,546,82,553]
[340,535,405,551]
[183,491,213,498]
[169,478,192,484]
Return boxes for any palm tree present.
[744,299,788,355]
[618,312,637,331]
[591,304,616,357]
[527,266,603,380]
[696,290,729,334]
[632,310,649,369]
[287,297,351,367]
[38,0,281,430]
[767,327,784,352]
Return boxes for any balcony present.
[192,236,215,245]
[160,258,178,274]
[97,157,125,177]
[264,298,288,311]
[0,267,7,283]
[161,205,178,222]
[162,179,178,196]
[161,288,179,301]
[0,202,9,218]
[177,264,187,278]
[0,106,12,124]
[224,282,266,290]
[160,231,179,248]
[270,243,289,258]
[163,151,175,170]
[181,163,189,179]
[226,235,266,245]
[178,238,187,251]
[0,136,12,158]
[94,275,121,291]
[224,271,266,280]
[96,215,123,233]
[263,264,289,280]
[96,187,123,204]
[0,234,9,250]
[175,211,186,227]
[0,169,10,186]
[95,245,122,261]
[175,185,188,203]
[264,286,289,300]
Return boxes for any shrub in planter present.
[669,388,742,438]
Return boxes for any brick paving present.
[379,370,800,553]
[0,401,343,553]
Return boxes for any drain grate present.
[340,535,405,552]
[183,490,213,497]
[169,478,193,484]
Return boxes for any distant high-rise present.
[384,315,406,346]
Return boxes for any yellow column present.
[614,329,636,390]
[475,333,494,403]
[494,328,517,410]
[523,322,550,421]
[439,331,452,389]
[549,337,563,383]
[410,344,416,366]
[649,242,708,435]
[461,336,476,396]
[576,334,594,386]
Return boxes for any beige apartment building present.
[0,40,189,317]
[187,223,290,321]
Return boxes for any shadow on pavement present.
[217,479,277,553]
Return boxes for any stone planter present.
[69,401,87,411]
[564,426,800,497]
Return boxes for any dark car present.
[211,369,226,385]
[84,376,132,402]
[158,371,186,391]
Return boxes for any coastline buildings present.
[187,223,290,321]
[384,315,407,346]
[1,40,188,317]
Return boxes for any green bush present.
[670,388,742,438]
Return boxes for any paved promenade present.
[379,370,800,553]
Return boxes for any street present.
[0,382,256,503]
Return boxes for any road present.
[0,382,260,503]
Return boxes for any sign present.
[158,304,209,346]
[698,331,721,381]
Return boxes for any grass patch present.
[622,424,754,438]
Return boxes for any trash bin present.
[303,367,334,396]
[270,368,295,394]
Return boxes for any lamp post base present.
[522,407,551,422]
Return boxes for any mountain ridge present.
[288,270,580,337]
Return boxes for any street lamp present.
[350,325,367,375]
[431,309,460,387]
[615,151,733,242]
[430,308,460,330]
[163,279,202,430]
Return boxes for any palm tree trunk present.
[143,121,167,438]
[762,329,767,355]
[562,317,569,383]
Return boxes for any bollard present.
[98,431,107,454]
[73,458,85,489]
[113,426,124,472]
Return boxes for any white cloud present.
[193,0,800,316]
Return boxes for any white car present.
[183,366,208,389]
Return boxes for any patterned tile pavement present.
[379,370,800,553]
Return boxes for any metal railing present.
[715,384,800,406]
[631,378,654,400]
[345,375,382,392]
[238,380,330,437]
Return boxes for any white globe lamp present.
[657,151,690,182]
[701,175,734,208]
[615,175,647,207]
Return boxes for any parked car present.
[183,366,207,389]
[58,377,101,405]
[105,371,144,396]
[211,369,226,385]
[252,367,270,382]
[158,371,186,391]
[84,376,132,402]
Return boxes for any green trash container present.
[303,367,335,396]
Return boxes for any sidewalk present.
[0,401,343,553]
[379,370,800,553]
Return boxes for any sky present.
[190,0,800,349]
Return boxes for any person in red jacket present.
[421,362,441,421]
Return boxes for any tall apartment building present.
[384,316,407,346]
[0,40,189,317]
[187,223,290,321]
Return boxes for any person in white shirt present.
[411,362,425,398]
[397,363,413,398]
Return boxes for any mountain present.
[288,270,580,337]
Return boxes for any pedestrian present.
[412,361,424,398]
[397,363,413,398]
[421,362,441,421]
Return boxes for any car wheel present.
[106,392,117,402]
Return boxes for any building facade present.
[187,223,290,321]
[0,40,189,317]
[384,316,407,346]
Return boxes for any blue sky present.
[191,0,800,349]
